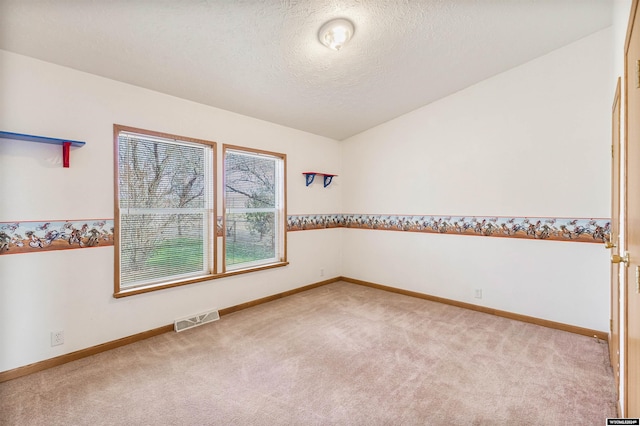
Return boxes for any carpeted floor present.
[0,281,617,425]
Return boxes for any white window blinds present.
[117,131,214,288]
[224,149,284,270]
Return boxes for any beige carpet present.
[0,281,617,425]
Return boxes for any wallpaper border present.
[287,214,610,244]
[0,213,611,256]
[0,219,114,255]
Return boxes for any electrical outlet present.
[51,330,64,346]
[320,268,325,277]
[474,289,482,299]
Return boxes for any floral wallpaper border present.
[287,214,610,244]
[0,219,114,255]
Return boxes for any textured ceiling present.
[0,0,613,140]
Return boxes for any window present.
[114,125,216,294]
[114,126,287,297]
[224,146,286,271]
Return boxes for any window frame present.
[113,126,288,298]
[222,144,287,273]
[113,124,217,297]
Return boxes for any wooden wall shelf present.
[0,131,86,168]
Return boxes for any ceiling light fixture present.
[318,18,355,51]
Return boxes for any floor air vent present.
[174,309,220,332]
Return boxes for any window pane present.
[116,127,214,292]
[224,148,284,270]
[120,213,206,287]
[119,134,206,209]
[225,152,276,210]
[225,212,276,267]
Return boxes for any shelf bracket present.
[303,173,317,187]
[62,142,71,168]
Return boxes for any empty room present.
[1,0,638,424]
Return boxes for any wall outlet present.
[51,330,64,346]
[474,289,483,299]
[320,268,325,277]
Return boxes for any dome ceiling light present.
[318,18,355,51]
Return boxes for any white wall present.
[0,50,342,372]
[614,1,632,78]
[341,28,614,331]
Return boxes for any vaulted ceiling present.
[0,0,613,140]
